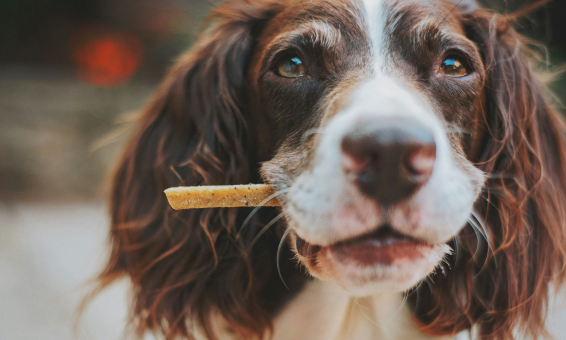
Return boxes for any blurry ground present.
[0,203,121,340]
[0,202,159,340]
[0,67,158,339]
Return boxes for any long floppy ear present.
[412,5,566,340]
[92,2,295,340]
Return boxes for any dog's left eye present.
[441,57,469,77]
[276,55,306,78]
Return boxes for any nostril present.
[405,143,436,180]
[341,140,374,174]
[341,152,365,174]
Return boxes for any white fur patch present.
[301,19,342,49]
[362,0,387,72]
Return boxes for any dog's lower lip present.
[297,225,432,265]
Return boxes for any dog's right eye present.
[276,55,306,78]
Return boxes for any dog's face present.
[249,0,486,296]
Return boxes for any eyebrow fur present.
[297,19,343,49]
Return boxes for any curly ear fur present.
[94,1,566,340]
[93,2,307,339]
[412,6,566,340]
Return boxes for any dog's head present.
[97,0,566,339]
[254,0,486,296]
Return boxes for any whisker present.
[483,197,501,213]
[247,212,285,251]
[467,215,495,274]
[471,210,497,272]
[440,246,453,277]
[353,292,410,327]
[438,262,447,277]
[453,236,463,266]
[412,281,423,311]
[442,252,452,269]
[467,215,486,240]
[486,173,514,179]
[468,218,486,263]
[352,297,371,310]
[447,128,474,136]
[425,277,435,290]
[472,228,489,276]
[438,0,463,26]
[300,128,324,143]
[446,124,473,135]
[388,291,410,321]
[408,281,423,298]
[352,297,382,328]
[470,210,495,257]
[442,259,452,277]
[236,187,293,239]
[277,228,292,290]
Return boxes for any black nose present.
[341,121,436,206]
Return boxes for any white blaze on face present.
[362,0,387,72]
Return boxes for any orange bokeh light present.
[71,29,143,87]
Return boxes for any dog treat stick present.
[165,184,281,210]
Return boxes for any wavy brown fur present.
[90,1,566,339]
[92,2,305,339]
[412,4,566,340]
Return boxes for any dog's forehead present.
[265,0,465,48]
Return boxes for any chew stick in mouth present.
[165,184,280,210]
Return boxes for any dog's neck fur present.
[271,280,452,340]
[197,279,458,339]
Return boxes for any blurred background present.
[0,0,565,339]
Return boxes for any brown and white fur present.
[93,1,566,339]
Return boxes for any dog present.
[94,0,566,339]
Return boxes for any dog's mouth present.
[296,224,433,266]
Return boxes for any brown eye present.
[276,55,306,78]
[441,57,468,77]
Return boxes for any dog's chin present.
[294,226,452,297]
